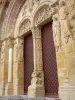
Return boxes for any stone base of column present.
[0,82,5,96]
[28,71,45,98]
[5,82,13,96]
[28,84,45,98]
[59,78,75,100]
[13,83,24,95]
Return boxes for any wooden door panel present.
[24,33,33,94]
[42,22,58,97]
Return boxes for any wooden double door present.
[23,22,58,97]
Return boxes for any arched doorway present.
[41,22,58,97]
[24,33,34,94]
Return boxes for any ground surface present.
[0,95,58,100]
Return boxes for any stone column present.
[5,38,13,95]
[0,41,2,83]
[13,37,24,95]
[28,26,45,98]
[0,40,8,96]
[8,48,13,82]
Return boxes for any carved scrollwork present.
[19,19,31,36]
[34,5,52,25]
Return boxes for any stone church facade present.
[0,0,75,100]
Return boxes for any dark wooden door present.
[41,22,58,97]
[24,33,33,94]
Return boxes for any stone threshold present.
[0,95,60,100]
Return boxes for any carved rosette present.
[19,19,31,36]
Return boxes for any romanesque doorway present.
[41,22,58,97]
[24,33,33,94]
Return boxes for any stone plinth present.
[5,82,13,96]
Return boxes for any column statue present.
[59,0,72,45]
[52,13,61,51]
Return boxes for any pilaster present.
[0,39,8,96]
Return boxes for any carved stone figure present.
[59,0,72,45]
[70,14,75,40]
[52,13,61,52]
[31,71,43,86]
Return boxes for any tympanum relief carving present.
[34,6,52,25]
[19,19,31,36]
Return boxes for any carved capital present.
[31,26,41,39]
[7,37,14,48]
[0,40,2,49]
[14,36,24,46]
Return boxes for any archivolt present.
[1,0,26,40]
[32,1,52,26]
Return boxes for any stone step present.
[0,95,60,100]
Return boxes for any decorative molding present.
[22,0,40,17]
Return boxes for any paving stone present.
[0,95,58,100]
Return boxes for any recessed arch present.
[1,0,26,39]
[18,18,31,36]
[32,2,52,26]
